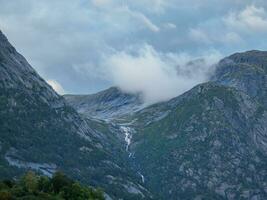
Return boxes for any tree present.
[62,182,84,200]
[21,171,39,194]
[62,182,104,200]
[38,176,51,193]
[51,172,72,193]
[0,190,12,200]
[0,171,104,199]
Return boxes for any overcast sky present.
[1,0,267,103]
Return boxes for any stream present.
[120,126,145,183]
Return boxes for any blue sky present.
[0,0,267,103]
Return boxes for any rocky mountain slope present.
[0,30,152,200]
[67,50,267,199]
[1,28,267,200]
[120,50,267,199]
[64,87,144,121]
[212,50,267,106]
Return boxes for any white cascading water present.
[120,126,145,183]
[138,172,145,183]
[120,126,132,153]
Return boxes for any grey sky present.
[0,0,267,102]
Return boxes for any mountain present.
[64,87,144,121]
[1,28,267,200]
[212,50,267,106]
[118,50,267,199]
[66,50,267,199]
[0,30,152,200]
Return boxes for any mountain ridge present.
[1,28,267,199]
[64,86,145,121]
[109,50,267,199]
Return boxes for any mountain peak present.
[212,50,267,106]
[0,30,62,106]
[64,86,144,120]
[0,29,8,41]
[0,30,16,57]
[220,50,267,72]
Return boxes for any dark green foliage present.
[61,182,104,200]
[0,171,104,200]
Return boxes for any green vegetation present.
[127,83,267,199]
[0,171,104,200]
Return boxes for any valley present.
[0,29,267,199]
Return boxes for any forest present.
[0,171,104,200]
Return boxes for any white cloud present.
[104,44,222,105]
[187,5,267,47]
[224,5,267,32]
[1,0,266,96]
[47,80,65,94]
[164,23,177,29]
[222,32,243,43]
[189,27,243,45]
[91,0,171,13]
[189,28,211,44]
[123,7,160,32]
[91,0,112,7]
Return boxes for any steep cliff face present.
[0,30,151,200]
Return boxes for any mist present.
[105,45,222,105]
